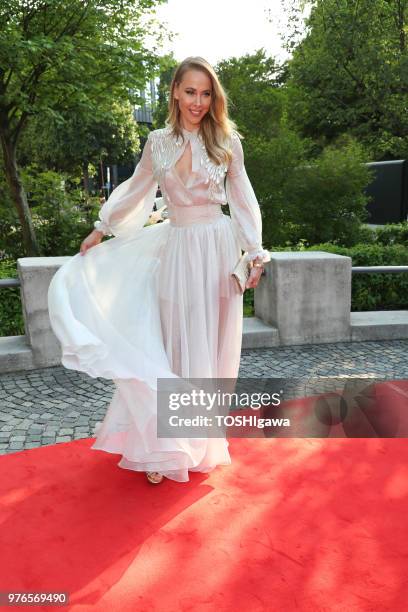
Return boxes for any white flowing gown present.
[47,125,270,482]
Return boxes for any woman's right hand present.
[80,229,104,256]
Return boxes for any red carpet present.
[1,432,408,611]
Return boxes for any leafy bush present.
[0,165,102,336]
[0,260,24,336]
[300,242,408,311]
[246,133,373,249]
[22,164,101,257]
[374,222,408,247]
[0,164,101,259]
[0,171,21,260]
[244,128,312,248]
[278,137,373,247]
[243,289,254,317]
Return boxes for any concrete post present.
[254,251,352,345]
[17,257,71,368]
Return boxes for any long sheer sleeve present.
[225,133,270,263]
[94,131,158,239]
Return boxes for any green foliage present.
[374,222,408,247]
[0,169,21,259]
[0,0,168,125]
[215,51,373,250]
[279,135,373,246]
[238,131,372,249]
[0,164,100,258]
[0,260,24,336]
[301,241,408,311]
[241,128,314,247]
[217,50,284,141]
[215,51,311,246]
[18,100,142,175]
[350,224,379,245]
[330,221,408,248]
[286,0,408,160]
[0,0,169,255]
[152,54,179,128]
[23,165,102,256]
[243,289,254,317]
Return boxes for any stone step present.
[2,312,408,374]
[242,317,279,349]
[0,336,35,373]
[351,311,408,341]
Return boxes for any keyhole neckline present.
[174,139,194,188]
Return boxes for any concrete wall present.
[1,251,408,374]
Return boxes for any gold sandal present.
[146,471,164,484]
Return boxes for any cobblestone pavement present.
[1,339,408,455]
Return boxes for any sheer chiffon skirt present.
[48,208,243,482]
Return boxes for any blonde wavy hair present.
[166,56,242,166]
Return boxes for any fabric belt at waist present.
[168,203,224,227]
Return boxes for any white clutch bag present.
[231,252,250,294]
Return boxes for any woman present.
[47,56,270,485]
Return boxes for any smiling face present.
[174,69,213,131]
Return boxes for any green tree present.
[152,53,178,128]
[18,100,142,193]
[214,49,372,248]
[286,0,408,160]
[0,0,168,255]
[284,135,372,245]
[216,49,285,140]
[215,50,311,246]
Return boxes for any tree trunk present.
[0,130,40,256]
[83,160,90,195]
[99,157,105,195]
[396,0,406,53]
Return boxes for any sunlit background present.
[150,0,311,65]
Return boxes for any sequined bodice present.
[150,126,230,208]
[94,123,270,265]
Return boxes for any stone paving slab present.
[1,339,408,454]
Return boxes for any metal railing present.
[1,265,408,345]
[0,278,20,287]
[1,265,408,290]
[352,266,408,274]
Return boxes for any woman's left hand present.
[245,264,264,290]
